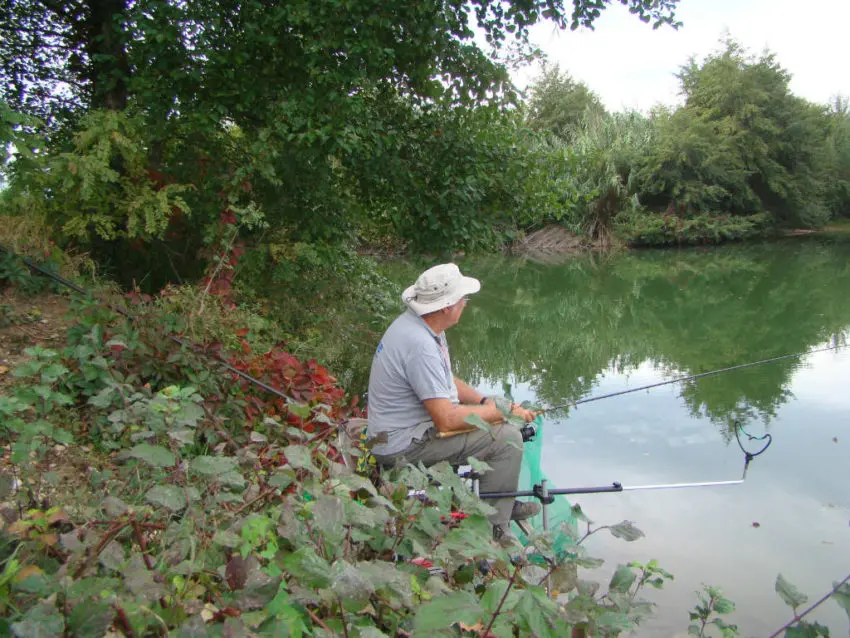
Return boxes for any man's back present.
[366,309,457,456]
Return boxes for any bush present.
[616,212,774,247]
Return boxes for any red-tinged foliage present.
[230,345,350,434]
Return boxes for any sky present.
[509,0,850,113]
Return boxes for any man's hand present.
[510,403,538,423]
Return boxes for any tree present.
[0,0,681,287]
[660,38,835,225]
[526,63,606,140]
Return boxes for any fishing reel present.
[520,422,537,442]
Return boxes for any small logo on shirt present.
[376,343,384,355]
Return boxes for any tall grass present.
[552,110,657,246]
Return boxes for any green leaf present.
[145,484,187,511]
[192,455,237,476]
[219,471,247,490]
[785,622,830,638]
[462,413,493,436]
[549,562,578,594]
[358,561,414,607]
[514,587,559,638]
[607,520,645,542]
[168,429,195,446]
[570,503,591,523]
[40,363,68,383]
[213,530,241,548]
[466,456,493,473]
[609,565,637,594]
[480,580,520,614]
[128,443,175,467]
[596,611,633,632]
[414,590,485,631]
[11,600,65,637]
[0,473,13,500]
[288,403,312,419]
[98,541,126,571]
[269,472,294,490]
[713,596,735,615]
[776,573,808,610]
[282,547,331,589]
[337,473,377,497]
[285,445,318,473]
[88,387,117,408]
[125,558,166,603]
[331,560,374,601]
[832,580,850,624]
[312,496,345,541]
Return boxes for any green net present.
[515,415,579,556]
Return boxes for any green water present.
[381,238,850,636]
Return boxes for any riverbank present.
[0,262,668,638]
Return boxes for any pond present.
[382,238,850,636]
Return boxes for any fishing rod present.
[540,342,847,414]
[479,424,771,500]
[476,424,773,532]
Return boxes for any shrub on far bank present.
[616,212,774,247]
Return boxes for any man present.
[366,262,540,544]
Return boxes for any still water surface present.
[417,239,849,636]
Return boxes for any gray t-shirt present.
[366,309,459,456]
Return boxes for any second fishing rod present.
[537,342,846,415]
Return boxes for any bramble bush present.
[0,275,670,637]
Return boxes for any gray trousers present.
[373,425,524,529]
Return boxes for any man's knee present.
[493,425,523,456]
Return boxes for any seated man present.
[366,262,539,544]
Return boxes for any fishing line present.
[541,342,847,414]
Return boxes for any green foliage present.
[527,64,606,141]
[688,575,850,637]
[688,585,738,637]
[1,346,74,465]
[5,110,192,243]
[0,0,682,284]
[823,96,850,217]
[631,107,756,213]
[639,38,838,227]
[553,110,656,244]
[616,212,773,246]
[0,295,681,637]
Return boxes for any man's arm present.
[423,398,503,433]
[424,396,539,434]
[454,376,486,405]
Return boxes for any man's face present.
[444,296,468,327]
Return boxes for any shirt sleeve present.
[405,348,452,401]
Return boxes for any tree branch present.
[483,561,522,636]
[305,606,332,633]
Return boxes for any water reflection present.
[449,239,850,434]
[440,239,850,636]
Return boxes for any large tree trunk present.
[84,0,129,110]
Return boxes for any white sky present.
[510,0,850,113]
